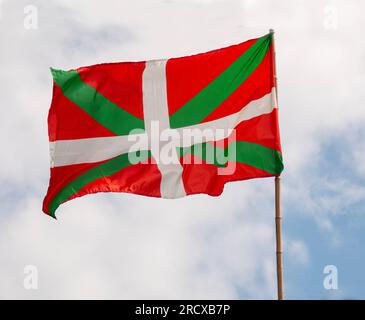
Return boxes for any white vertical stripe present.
[142,60,186,198]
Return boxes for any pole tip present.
[269,28,275,34]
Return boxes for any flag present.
[43,33,283,218]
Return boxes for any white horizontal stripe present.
[50,88,276,171]
[50,133,148,167]
[176,88,277,147]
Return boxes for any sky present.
[0,0,364,299]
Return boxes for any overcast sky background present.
[0,0,364,299]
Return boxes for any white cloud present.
[287,240,310,267]
[350,130,365,179]
[0,183,279,299]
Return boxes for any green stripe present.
[51,68,145,135]
[169,33,272,129]
[48,151,151,218]
[178,140,283,175]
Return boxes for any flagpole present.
[270,28,284,300]
[275,176,283,300]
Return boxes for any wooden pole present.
[270,28,284,300]
[275,176,283,300]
